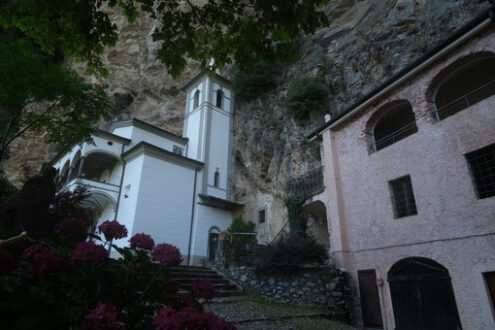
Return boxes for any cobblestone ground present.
[204,295,357,330]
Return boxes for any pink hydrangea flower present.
[33,249,64,277]
[98,220,128,241]
[177,307,202,330]
[0,248,14,273]
[153,307,182,330]
[85,302,125,330]
[129,233,154,251]
[201,312,236,330]
[70,241,107,263]
[55,217,88,242]
[151,243,182,266]
[191,280,216,300]
[23,244,46,259]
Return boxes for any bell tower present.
[182,73,234,199]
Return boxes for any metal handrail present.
[433,79,495,117]
[268,220,290,246]
[286,166,324,198]
[370,121,418,152]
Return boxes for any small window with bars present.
[173,145,184,156]
[258,209,266,224]
[389,176,418,218]
[466,144,495,199]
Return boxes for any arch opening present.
[434,56,495,120]
[216,90,223,108]
[370,101,417,152]
[193,90,200,109]
[80,152,121,185]
[387,257,462,330]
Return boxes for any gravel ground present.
[204,295,356,330]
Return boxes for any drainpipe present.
[114,144,127,221]
[186,165,201,265]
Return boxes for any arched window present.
[59,161,70,184]
[213,170,220,187]
[434,56,495,120]
[370,101,417,152]
[216,90,223,108]
[193,90,200,109]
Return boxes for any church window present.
[193,90,200,109]
[371,101,417,152]
[173,145,184,156]
[433,56,495,120]
[216,90,224,108]
[214,170,220,187]
[466,143,495,199]
[258,209,266,224]
[389,176,417,218]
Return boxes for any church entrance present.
[387,257,462,330]
[208,232,219,261]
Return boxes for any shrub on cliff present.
[232,63,279,101]
[285,75,328,120]
[254,235,328,274]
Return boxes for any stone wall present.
[216,265,351,321]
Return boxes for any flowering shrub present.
[70,241,108,263]
[98,220,128,241]
[192,280,216,300]
[0,180,234,329]
[85,303,125,330]
[55,217,88,242]
[129,233,155,251]
[152,243,183,266]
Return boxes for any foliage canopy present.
[286,75,328,120]
[0,0,330,77]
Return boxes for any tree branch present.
[1,97,62,155]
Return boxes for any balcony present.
[286,167,324,198]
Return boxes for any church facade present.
[49,73,241,264]
[309,7,495,330]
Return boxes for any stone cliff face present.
[3,0,489,242]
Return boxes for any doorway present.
[358,269,383,328]
[208,232,219,261]
[388,257,462,330]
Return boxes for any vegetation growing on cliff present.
[286,75,328,120]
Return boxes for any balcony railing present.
[433,79,495,120]
[286,166,324,198]
[370,121,418,153]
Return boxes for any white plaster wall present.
[122,126,186,152]
[114,155,144,245]
[205,109,231,199]
[211,82,232,113]
[190,204,232,259]
[320,30,495,329]
[112,126,133,140]
[184,110,202,160]
[130,154,196,256]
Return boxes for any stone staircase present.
[168,265,243,297]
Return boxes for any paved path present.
[204,295,357,330]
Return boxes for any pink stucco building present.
[309,7,495,330]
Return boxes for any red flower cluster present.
[23,244,64,277]
[70,241,107,263]
[151,243,182,266]
[191,280,216,300]
[55,217,88,242]
[0,248,14,273]
[129,233,154,251]
[153,308,236,330]
[85,302,125,330]
[98,220,128,241]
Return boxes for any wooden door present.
[358,269,383,328]
[388,257,462,330]
[208,233,219,261]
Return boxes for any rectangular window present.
[258,209,266,224]
[389,176,417,218]
[173,145,184,156]
[466,144,495,199]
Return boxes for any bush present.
[254,235,328,274]
[285,75,328,120]
[223,215,256,243]
[0,172,234,329]
[231,63,278,101]
[0,171,17,237]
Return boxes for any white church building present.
[48,73,242,264]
